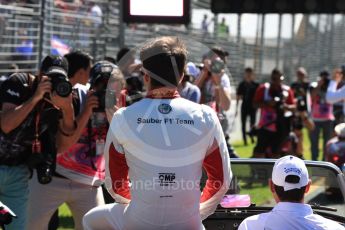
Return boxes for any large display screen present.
[123,0,190,24]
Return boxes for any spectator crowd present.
[0,33,344,230]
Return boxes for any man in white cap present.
[326,123,345,168]
[239,155,345,230]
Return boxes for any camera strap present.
[32,102,45,154]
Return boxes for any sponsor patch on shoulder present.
[158,103,172,114]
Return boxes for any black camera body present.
[90,61,117,112]
[27,147,55,184]
[272,89,289,112]
[273,95,284,111]
[297,97,307,112]
[210,58,225,74]
[93,89,116,112]
[36,160,54,184]
[46,69,72,97]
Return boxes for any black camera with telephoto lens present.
[36,161,54,184]
[27,138,55,184]
[46,67,72,97]
[297,97,307,112]
[90,61,116,112]
[93,89,116,112]
[272,90,289,111]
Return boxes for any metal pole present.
[328,15,334,69]
[300,14,309,70]
[38,0,46,65]
[237,14,242,77]
[254,14,260,74]
[103,0,110,56]
[119,0,125,48]
[276,14,282,69]
[315,14,321,71]
[214,13,219,40]
[260,14,266,79]
[342,14,345,62]
[290,14,295,77]
[237,14,241,43]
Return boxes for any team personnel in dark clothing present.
[236,67,259,145]
[290,67,314,158]
[290,68,309,112]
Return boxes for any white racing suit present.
[83,93,232,230]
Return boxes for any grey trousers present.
[26,172,104,230]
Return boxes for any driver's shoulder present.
[310,213,345,229]
[238,213,269,230]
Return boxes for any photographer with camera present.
[116,47,144,106]
[290,67,314,159]
[309,71,335,161]
[252,69,296,158]
[0,55,76,230]
[26,51,93,229]
[195,47,231,134]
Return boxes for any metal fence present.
[0,0,121,76]
[1,1,345,86]
[0,2,41,75]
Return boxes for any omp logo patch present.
[157,173,176,186]
[6,89,20,97]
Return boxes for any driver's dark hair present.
[140,36,187,88]
[64,50,93,78]
[274,184,306,202]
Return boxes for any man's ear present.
[144,73,150,84]
[269,179,275,193]
[305,180,312,194]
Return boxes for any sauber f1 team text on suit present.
[83,91,232,230]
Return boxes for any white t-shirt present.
[204,73,231,104]
[239,202,345,230]
[326,80,345,115]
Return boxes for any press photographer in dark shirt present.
[0,55,76,230]
[290,67,314,159]
[236,67,259,145]
[252,69,296,158]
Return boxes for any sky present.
[192,9,304,39]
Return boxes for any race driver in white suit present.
[83,36,232,230]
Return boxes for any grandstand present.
[1,0,345,85]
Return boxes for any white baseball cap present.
[272,155,309,191]
[335,123,345,138]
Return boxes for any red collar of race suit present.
[146,88,180,99]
